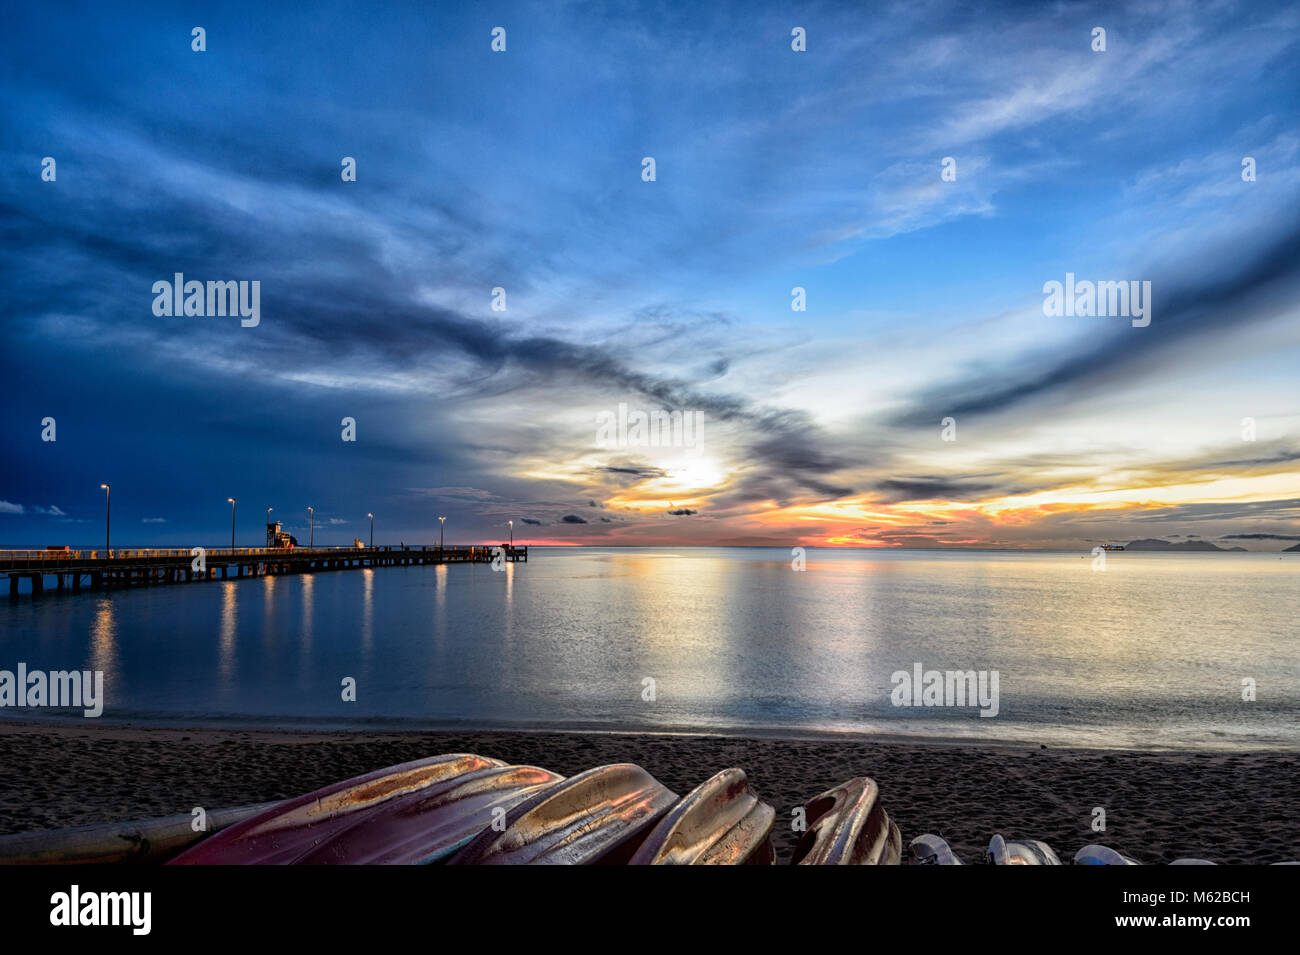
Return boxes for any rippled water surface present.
[2,548,1297,749]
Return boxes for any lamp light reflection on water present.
[301,574,314,654]
[434,563,447,619]
[88,597,117,678]
[219,581,237,691]
[503,559,515,649]
[361,568,374,678]
[261,573,278,661]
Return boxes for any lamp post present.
[367,512,374,549]
[228,498,236,551]
[438,516,445,550]
[266,507,272,549]
[307,506,314,548]
[509,520,513,547]
[100,484,110,556]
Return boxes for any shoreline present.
[1,721,1296,863]
[4,714,1292,756]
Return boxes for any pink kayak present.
[169,753,561,865]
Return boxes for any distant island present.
[1123,539,1248,552]
[1285,542,1300,552]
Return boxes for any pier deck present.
[1,544,527,598]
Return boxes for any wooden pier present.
[1,544,527,599]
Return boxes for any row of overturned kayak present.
[3,753,1289,865]
[162,753,1284,865]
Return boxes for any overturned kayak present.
[629,768,775,865]
[448,763,677,865]
[170,753,561,865]
[791,777,901,865]
[0,802,276,865]
[909,833,964,865]
[986,834,1061,865]
[1074,844,1140,865]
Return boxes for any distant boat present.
[1101,544,1125,551]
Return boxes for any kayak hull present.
[629,768,775,865]
[791,777,901,865]
[449,763,678,865]
[170,753,560,865]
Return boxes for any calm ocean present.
[2,547,1296,750]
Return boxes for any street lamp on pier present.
[307,506,314,548]
[228,498,236,551]
[367,512,374,549]
[100,484,110,555]
[509,520,513,547]
[438,516,445,550]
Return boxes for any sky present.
[2,0,1298,550]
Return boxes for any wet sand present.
[0,721,1295,863]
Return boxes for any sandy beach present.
[0,721,1295,863]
